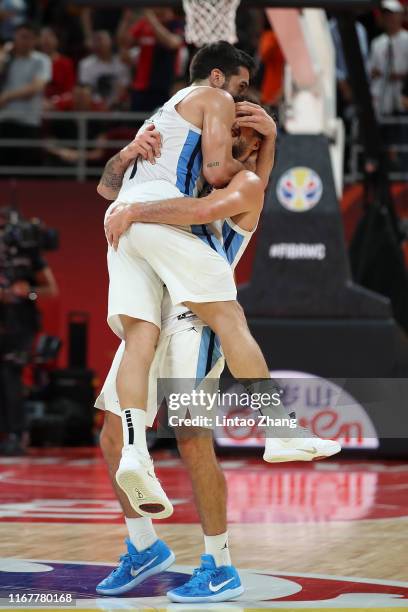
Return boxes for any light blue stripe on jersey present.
[176,130,202,196]
[222,221,245,265]
[191,224,228,261]
[191,147,203,196]
[196,327,222,385]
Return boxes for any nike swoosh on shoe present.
[208,578,234,593]
[130,555,159,578]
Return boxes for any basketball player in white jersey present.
[99,43,340,522]
[96,110,339,603]
[96,156,266,600]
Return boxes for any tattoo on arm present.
[206,161,220,168]
[100,152,127,191]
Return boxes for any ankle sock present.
[204,532,231,567]
[125,516,158,552]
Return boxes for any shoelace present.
[111,554,132,575]
[113,551,149,575]
[123,449,163,485]
[185,566,215,588]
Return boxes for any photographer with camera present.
[0,207,58,456]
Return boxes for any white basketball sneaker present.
[263,427,341,463]
[116,447,173,519]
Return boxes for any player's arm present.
[0,53,50,105]
[0,76,46,105]
[236,101,277,190]
[97,125,162,200]
[201,89,245,188]
[105,171,264,249]
[144,9,183,50]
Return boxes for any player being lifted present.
[99,42,341,525]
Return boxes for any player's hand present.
[105,204,133,250]
[10,280,31,298]
[120,124,162,166]
[235,101,277,140]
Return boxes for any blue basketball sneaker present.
[96,538,175,596]
[167,554,244,603]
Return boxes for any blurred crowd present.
[0,0,407,170]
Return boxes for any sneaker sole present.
[167,584,244,603]
[116,469,174,519]
[263,444,341,463]
[96,550,176,596]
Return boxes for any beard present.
[232,137,248,160]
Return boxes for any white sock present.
[204,532,231,567]
[121,408,149,454]
[125,516,158,552]
[245,379,294,438]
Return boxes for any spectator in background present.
[79,30,130,110]
[49,82,105,113]
[0,0,26,42]
[402,72,408,108]
[0,22,50,165]
[330,15,369,118]
[39,27,75,100]
[46,82,105,154]
[46,124,137,167]
[118,8,183,112]
[0,206,58,456]
[259,20,284,108]
[370,0,408,117]
[39,2,90,63]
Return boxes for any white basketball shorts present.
[95,324,225,426]
[106,181,237,339]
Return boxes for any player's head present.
[232,125,262,161]
[189,41,256,96]
[13,22,37,54]
[231,94,266,160]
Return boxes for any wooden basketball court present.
[0,449,407,610]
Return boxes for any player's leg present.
[116,315,159,442]
[114,329,173,519]
[167,427,243,604]
[131,225,340,462]
[185,300,270,378]
[156,325,243,603]
[185,300,341,462]
[96,411,175,596]
[176,428,228,555]
[107,237,173,517]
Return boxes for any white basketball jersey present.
[117,85,208,203]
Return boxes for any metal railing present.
[0,111,150,181]
[345,114,408,184]
[1,110,408,183]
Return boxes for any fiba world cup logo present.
[277,167,323,212]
